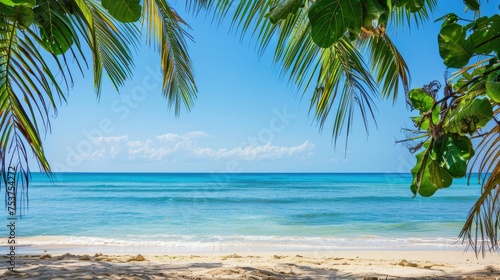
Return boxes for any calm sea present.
[1,173,484,253]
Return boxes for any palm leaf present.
[0,4,72,211]
[312,38,378,145]
[460,107,500,256]
[142,0,197,114]
[357,32,410,103]
[69,0,139,96]
[389,0,439,29]
[190,0,429,143]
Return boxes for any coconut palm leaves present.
[72,0,140,95]
[0,0,197,210]
[142,0,197,113]
[189,0,428,143]
[0,2,70,210]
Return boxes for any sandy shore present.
[1,250,500,279]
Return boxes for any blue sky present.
[41,2,486,173]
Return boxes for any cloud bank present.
[73,131,314,162]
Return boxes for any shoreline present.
[2,249,499,279]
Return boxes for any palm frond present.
[311,38,378,145]
[389,0,439,29]
[193,0,381,144]
[142,0,197,114]
[70,0,140,96]
[461,107,500,256]
[0,5,72,211]
[358,31,410,103]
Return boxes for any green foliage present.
[463,0,480,11]
[409,88,433,112]
[406,0,425,13]
[362,0,389,28]
[33,1,75,55]
[437,13,500,69]
[411,145,438,197]
[266,0,305,24]
[428,159,452,189]
[444,98,493,135]
[101,0,142,23]
[0,0,34,7]
[471,15,500,55]
[432,134,474,178]
[308,0,362,48]
[486,72,500,102]
[408,88,439,130]
[0,4,34,28]
[438,23,475,68]
[405,2,500,254]
[0,0,197,216]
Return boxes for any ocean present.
[1,173,484,254]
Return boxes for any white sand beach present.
[2,250,500,279]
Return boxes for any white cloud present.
[185,131,211,138]
[156,133,187,142]
[73,131,314,162]
[193,141,314,160]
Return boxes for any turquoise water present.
[1,173,483,252]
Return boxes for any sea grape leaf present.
[34,1,74,55]
[101,0,141,23]
[471,15,500,55]
[409,88,433,112]
[409,89,439,130]
[1,5,34,28]
[464,0,480,11]
[438,23,475,68]
[433,134,474,178]
[486,72,500,103]
[410,150,438,197]
[428,160,453,189]
[0,0,34,7]
[411,108,440,130]
[266,0,304,24]
[308,0,362,48]
[361,0,388,28]
[445,98,493,135]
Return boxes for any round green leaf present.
[34,2,74,55]
[433,134,474,178]
[409,88,434,112]
[410,150,438,197]
[102,0,141,23]
[308,0,362,48]
[438,23,475,68]
[428,160,453,189]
